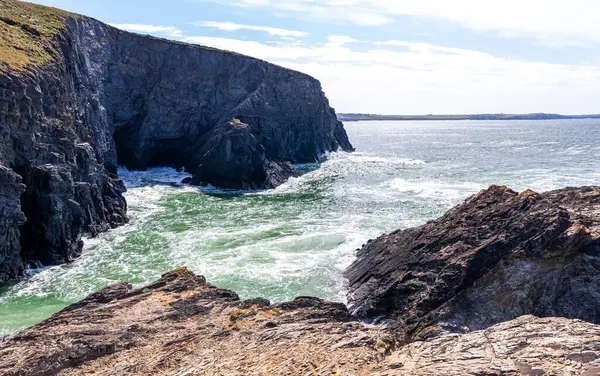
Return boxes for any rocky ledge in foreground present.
[2,268,599,376]
[2,186,600,375]
[0,268,386,376]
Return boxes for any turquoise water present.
[1,119,600,336]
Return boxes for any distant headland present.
[338,113,600,122]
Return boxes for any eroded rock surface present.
[190,120,295,190]
[2,268,600,376]
[372,315,600,376]
[0,164,26,281]
[346,185,600,342]
[0,0,352,281]
[0,268,385,376]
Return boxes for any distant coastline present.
[338,113,600,122]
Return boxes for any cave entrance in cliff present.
[13,165,48,267]
[113,125,143,171]
[113,125,192,172]
[113,126,137,169]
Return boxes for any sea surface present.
[1,119,600,336]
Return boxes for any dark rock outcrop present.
[0,165,26,281]
[190,119,294,189]
[0,0,352,281]
[345,185,600,342]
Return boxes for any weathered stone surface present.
[0,164,26,281]
[371,315,600,376]
[0,268,384,376]
[190,120,294,189]
[0,0,352,281]
[345,185,600,342]
[0,46,129,277]
[2,268,600,375]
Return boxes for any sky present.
[28,0,600,115]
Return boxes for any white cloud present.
[181,34,600,114]
[107,17,600,114]
[229,0,393,26]
[109,23,183,38]
[192,21,308,37]
[326,35,359,47]
[223,0,600,45]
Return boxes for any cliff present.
[2,186,600,375]
[0,0,353,281]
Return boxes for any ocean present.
[1,119,599,336]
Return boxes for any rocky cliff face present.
[0,165,26,281]
[2,186,600,375]
[0,0,352,281]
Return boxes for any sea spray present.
[1,119,599,336]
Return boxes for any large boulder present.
[190,120,294,189]
[345,185,600,342]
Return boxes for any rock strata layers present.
[370,315,600,376]
[2,268,599,375]
[0,268,386,376]
[0,0,352,281]
[2,186,600,375]
[346,185,600,342]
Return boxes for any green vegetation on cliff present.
[0,0,72,72]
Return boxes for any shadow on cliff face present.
[13,164,83,269]
[113,121,196,172]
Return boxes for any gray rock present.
[190,119,293,190]
[0,164,26,281]
[345,185,600,342]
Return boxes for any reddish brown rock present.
[0,268,385,376]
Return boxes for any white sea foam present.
[3,119,600,336]
[118,166,192,188]
[118,167,199,223]
[389,178,483,202]
[348,153,426,166]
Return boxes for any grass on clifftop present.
[0,0,73,73]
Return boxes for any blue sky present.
[29,0,600,114]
